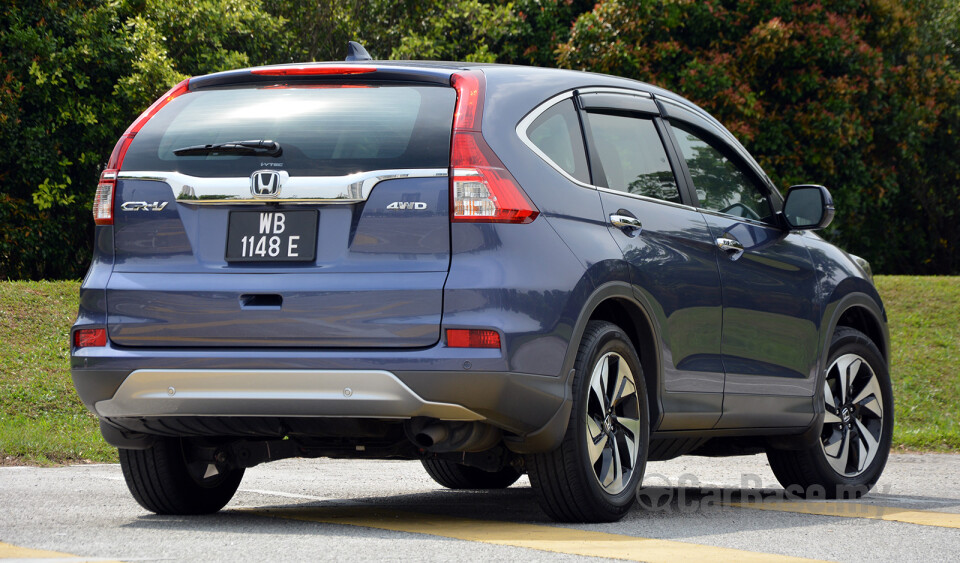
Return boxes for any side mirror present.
[782,184,835,230]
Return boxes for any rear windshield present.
[122,84,457,177]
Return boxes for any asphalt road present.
[1,453,958,562]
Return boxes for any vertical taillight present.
[449,71,539,224]
[92,78,191,225]
[92,171,116,225]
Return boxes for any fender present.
[818,286,889,370]
[504,280,663,453]
[779,286,889,451]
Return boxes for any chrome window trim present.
[516,89,593,189]
[596,186,698,212]
[698,207,781,230]
[516,87,697,212]
[117,168,449,205]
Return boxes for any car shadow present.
[117,483,958,541]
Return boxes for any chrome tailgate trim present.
[118,169,448,204]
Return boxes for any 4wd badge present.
[386,201,427,210]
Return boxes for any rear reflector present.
[94,78,191,226]
[449,71,539,224]
[446,329,501,349]
[251,66,376,76]
[74,328,107,348]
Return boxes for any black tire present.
[118,437,244,514]
[421,458,522,489]
[526,321,650,522]
[767,326,894,499]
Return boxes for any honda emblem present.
[251,170,282,198]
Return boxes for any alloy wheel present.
[585,351,643,495]
[820,353,884,477]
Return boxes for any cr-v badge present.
[121,201,168,211]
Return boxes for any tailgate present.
[106,81,456,348]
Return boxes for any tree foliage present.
[0,0,957,279]
[0,0,281,279]
[558,0,960,273]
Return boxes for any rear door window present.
[584,112,682,204]
[122,85,457,177]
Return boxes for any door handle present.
[610,214,642,235]
[716,237,745,261]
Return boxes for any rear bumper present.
[73,364,566,440]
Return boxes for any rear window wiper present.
[173,140,282,157]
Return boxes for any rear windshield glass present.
[122,84,456,177]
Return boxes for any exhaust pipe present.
[414,425,449,448]
[407,420,501,452]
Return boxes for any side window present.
[584,112,681,204]
[670,123,772,220]
[527,99,590,183]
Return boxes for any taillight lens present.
[93,78,191,225]
[74,328,107,348]
[446,329,501,349]
[449,71,539,224]
[451,132,539,224]
[92,170,116,225]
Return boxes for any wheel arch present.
[505,281,663,454]
[774,287,890,452]
[820,288,889,369]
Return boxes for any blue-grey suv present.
[71,57,893,523]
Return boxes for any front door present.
[663,114,821,429]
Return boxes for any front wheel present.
[767,326,893,498]
[526,321,649,522]
[119,437,244,514]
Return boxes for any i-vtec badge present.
[386,201,427,210]
[121,201,168,212]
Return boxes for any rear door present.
[577,92,725,430]
[659,99,821,428]
[107,81,457,348]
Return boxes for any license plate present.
[225,210,317,262]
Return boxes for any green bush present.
[557,0,960,273]
[0,0,283,280]
[1,1,957,279]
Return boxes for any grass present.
[874,276,960,451]
[0,281,116,465]
[0,277,957,465]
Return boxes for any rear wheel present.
[526,321,649,522]
[119,437,244,514]
[768,327,893,498]
[421,459,522,489]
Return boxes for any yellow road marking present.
[249,506,825,562]
[726,500,960,529]
[0,540,124,561]
[0,540,77,559]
